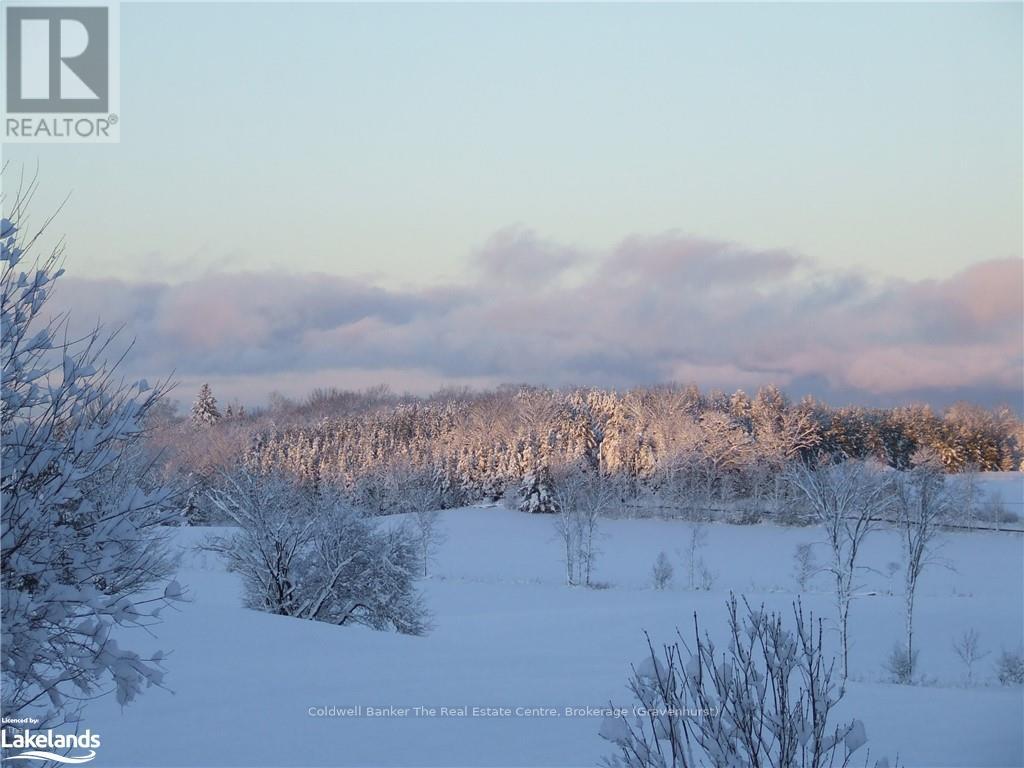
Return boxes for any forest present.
[161,381,1022,524]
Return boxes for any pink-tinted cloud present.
[50,232,1023,409]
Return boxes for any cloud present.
[50,231,1023,409]
[472,226,583,287]
[603,233,804,287]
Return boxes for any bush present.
[883,644,919,685]
[996,648,1024,685]
[206,467,428,635]
[601,595,890,768]
[651,552,673,590]
[792,542,818,593]
[695,560,716,591]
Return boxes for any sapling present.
[684,522,709,590]
[952,628,989,685]
[792,542,818,593]
[893,448,952,681]
[787,459,892,682]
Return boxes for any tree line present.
[158,382,1022,523]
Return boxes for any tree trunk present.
[905,573,917,667]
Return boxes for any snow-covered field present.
[82,478,1023,768]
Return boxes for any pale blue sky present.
[2,2,1022,407]
[3,2,1021,286]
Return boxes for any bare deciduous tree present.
[892,448,953,681]
[552,466,616,586]
[952,628,988,685]
[683,523,710,591]
[384,462,446,577]
[412,506,444,577]
[787,459,892,682]
[956,463,981,530]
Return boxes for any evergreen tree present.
[191,383,221,427]
[519,464,558,514]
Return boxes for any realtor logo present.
[2,2,119,142]
[5,6,108,112]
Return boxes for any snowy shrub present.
[952,628,988,684]
[205,467,428,634]
[206,470,312,616]
[792,543,818,593]
[305,506,428,635]
[883,644,918,685]
[996,648,1024,686]
[601,595,888,768]
[1,208,180,729]
[695,561,716,592]
[652,552,673,590]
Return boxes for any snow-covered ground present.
[81,479,1023,767]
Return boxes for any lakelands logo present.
[0,728,100,764]
[2,2,120,142]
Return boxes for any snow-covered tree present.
[551,467,615,586]
[787,459,892,682]
[179,486,200,525]
[891,447,953,682]
[206,470,311,615]
[695,411,752,505]
[952,628,988,685]
[682,523,710,591]
[1,208,180,730]
[143,380,1021,529]
[601,596,885,768]
[954,462,981,530]
[191,383,221,427]
[411,504,445,578]
[304,502,428,635]
[792,542,819,593]
[946,630,987,684]
[205,466,427,634]
[996,648,1024,685]
[519,464,558,514]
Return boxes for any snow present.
[978,472,1024,519]
[78,483,1022,767]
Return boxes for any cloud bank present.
[53,228,1023,409]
